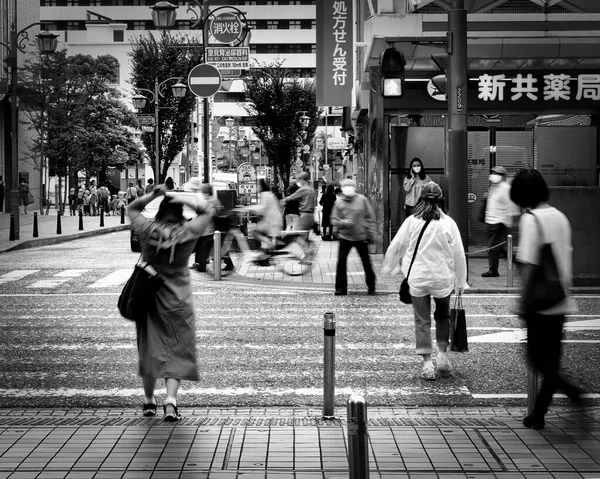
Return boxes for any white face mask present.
[341,186,356,197]
[489,174,502,184]
[296,182,303,188]
[412,165,422,173]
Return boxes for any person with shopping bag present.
[383,182,468,381]
[510,168,583,430]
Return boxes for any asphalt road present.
[0,231,599,410]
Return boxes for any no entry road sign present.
[188,63,222,98]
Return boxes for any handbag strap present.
[406,219,432,281]
[527,210,546,244]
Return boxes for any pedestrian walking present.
[127,183,138,205]
[136,179,145,198]
[281,172,316,259]
[89,187,98,216]
[0,176,5,213]
[283,183,300,231]
[76,188,84,214]
[482,165,518,277]
[18,179,31,215]
[319,184,337,240]
[330,178,376,296]
[68,188,78,216]
[83,190,91,216]
[98,184,110,215]
[510,168,582,430]
[145,178,155,194]
[246,179,283,251]
[127,185,211,422]
[383,182,468,381]
[403,157,432,218]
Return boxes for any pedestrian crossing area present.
[0,268,134,290]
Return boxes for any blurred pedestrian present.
[247,179,283,251]
[76,188,85,215]
[127,182,138,205]
[18,178,30,215]
[383,182,468,381]
[98,184,110,215]
[482,165,518,277]
[165,177,175,191]
[283,183,300,231]
[83,190,91,216]
[136,179,145,198]
[68,188,78,216]
[145,178,155,194]
[281,172,315,259]
[330,178,376,296]
[89,187,98,216]
[403,157,432,218]
[127,185,211,422]
[319,184,337,240]
[510,168,582,430]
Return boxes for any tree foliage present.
[128,31,204,183]
[243,60,318,190]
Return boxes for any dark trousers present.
[527,313,579,416]
[194,235,214,272]
[487,223,508,273]
[335,239,375,293]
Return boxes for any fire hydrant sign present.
[237,162,257,198]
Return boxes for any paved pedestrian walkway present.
[1,211,600,477]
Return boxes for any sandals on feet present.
[142,402,157,417]
[163,403,181,422]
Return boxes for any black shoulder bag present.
[399,219,431,304]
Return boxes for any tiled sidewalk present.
[1,407,599,478]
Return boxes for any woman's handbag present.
[450,293,468,352]
[521,211,566,314]
[26,192,35,205]
[118,261,164,322]
[399,219,431,304]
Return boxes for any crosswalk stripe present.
[0,270,39,285]
[28,269,89,288]
[89,269,133,288]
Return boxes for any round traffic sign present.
[188,64,222,98]
[210,13,242,44]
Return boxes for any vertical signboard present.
[316,0,353,107]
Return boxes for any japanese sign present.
[237,162,257,199]
[210,13,242,44]
[316,0,353,107]
[206,47,249,69]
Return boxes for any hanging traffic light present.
[379,47,405,98]
[431,53,449,97]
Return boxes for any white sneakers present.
[421,354,455,380]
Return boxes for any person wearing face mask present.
[330,178,377,296]
[281,172,316,260]
[482,165,518,277]
[403,157,432,218]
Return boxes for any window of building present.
[265,44,277,54]
[288,45,302,54]
[42,0,58,5]
[247,20,257,29]
[132,21,146,30]
[66,21,81,30]
[114,30,124,42]
[266,21,278,30]
[289,21,301,29]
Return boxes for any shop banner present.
[316,0,353,107]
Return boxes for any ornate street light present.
[133,77,187,183]
[0,2,58,239]
[150,1,178,29]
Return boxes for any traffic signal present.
[379,47,405,98]
[431,53,448,97]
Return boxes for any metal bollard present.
[79,209,84,231]
[120,205,125,224]
[99,207,104,227]
[323,312,336,419]
[56,212,62,235]
[347,394,369,479]
[9,213,15,241]
[213,231,222,281]
[507,234,513,287]
[33,212,39,237]
[527,365,539,416]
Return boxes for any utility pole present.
[447,0,468,250]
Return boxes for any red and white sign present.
[188,64,222,98]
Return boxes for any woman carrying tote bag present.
[383,182,468,381]
[510,168,583,430]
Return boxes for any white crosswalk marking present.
[0,270,38,285]
[89,269,132,288]
[28,269,89,289]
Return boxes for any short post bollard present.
[213,230,222,281]
[120,205,125,224]
[323,312,336,419]
[507,234,513,287]
[79,209,84,231]
[9,213,15,241]
[33,212,39,237]
[527,366,539,416]
[56,212,62,235]
[99,207,104,227]
[347,394,369,479]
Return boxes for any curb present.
[0,225,130,253]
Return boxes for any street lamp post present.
[0,1,58,239]
[150,1,250,184]
[132,77,187,183]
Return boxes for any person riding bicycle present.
[245,179,283,252]
[280,172,316,261]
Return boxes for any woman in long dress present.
[127,185,210,421]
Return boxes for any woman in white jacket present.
[383,182,468,380]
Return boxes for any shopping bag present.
[26,192,35,205]
[450,293,468,352]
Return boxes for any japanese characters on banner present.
[475,72,600,105]
[316,0,353,107]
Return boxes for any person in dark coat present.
[319,184,337,240]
